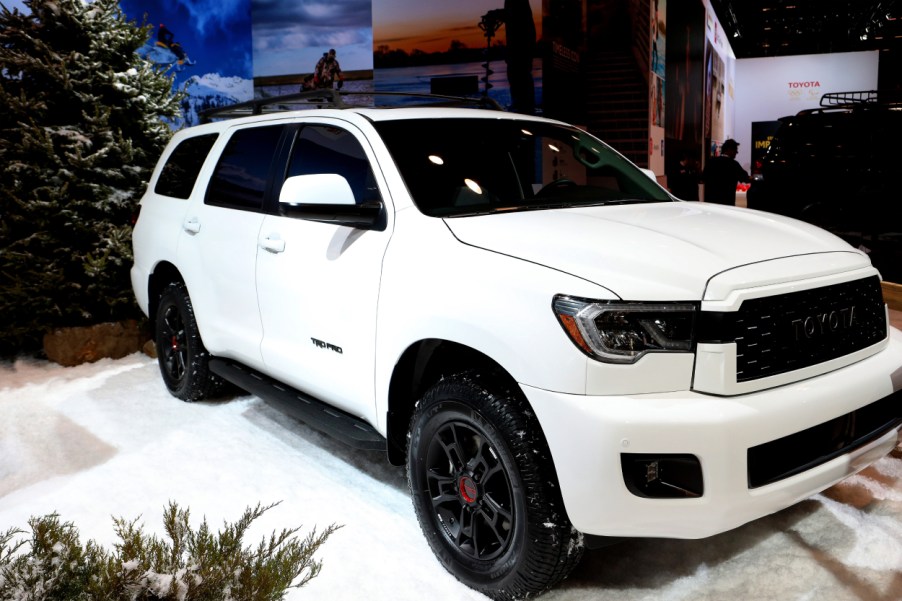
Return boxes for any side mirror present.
[639,168,658,181]
[279,174,385,231]
[280,173,356,206]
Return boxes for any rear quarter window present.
[154,133,219,199]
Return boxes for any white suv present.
[132,98,902,600]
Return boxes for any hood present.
[443,202,866,300]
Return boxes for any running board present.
[209,358,386,451]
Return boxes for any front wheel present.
[407,372,583,600]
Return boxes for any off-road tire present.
[407,371,584,600]
[155,281,221,401]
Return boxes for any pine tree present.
[0,0,181,355]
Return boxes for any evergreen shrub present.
[0,0,182,355]
[0,502,339,600]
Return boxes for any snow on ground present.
[2,353,902,600]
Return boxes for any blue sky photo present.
[119,0,253,87]
[4,0,372,81]
[3,0,27,12]
[251,0,373,77]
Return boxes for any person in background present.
[702,138,749,205]
[314,49,344,89]
[669,152,700,200]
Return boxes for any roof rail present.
[819,90,879,107]
[199,90,504,123]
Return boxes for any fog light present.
[621,454,703,498]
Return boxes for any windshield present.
[373,118,673,217]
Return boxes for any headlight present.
[553,296,697,363]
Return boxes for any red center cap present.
[459,476,478,503]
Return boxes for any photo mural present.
[40,0,699,158]
[119,0,254,126]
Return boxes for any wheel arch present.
[385,338,522,466]
[147,261,186,321]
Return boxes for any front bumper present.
[523,327,902,539]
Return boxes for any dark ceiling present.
[708,0,902,59]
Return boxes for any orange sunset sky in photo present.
[374,0,542,54]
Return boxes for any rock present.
[43,320,149,367]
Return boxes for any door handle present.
[183,217,201,234]
[260,235,286,253]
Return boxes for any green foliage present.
[0,0,182,355]
[0,502,340,600]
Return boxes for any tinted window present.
[154,133,218,199]
[286,125,381,204]
[373,119,671,217]
[206,125,284,210]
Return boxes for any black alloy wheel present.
[425,418,515,562]
[159,301,188,385]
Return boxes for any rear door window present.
[206,125,285,211]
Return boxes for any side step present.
[209,358,386,451]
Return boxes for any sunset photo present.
[372,0,542,112]
[374,0,540,55]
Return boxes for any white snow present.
[184,72,253,101]
[176,73,253,128]
[2,353,902,600]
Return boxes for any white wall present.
[733,51,879,171]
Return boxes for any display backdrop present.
[17,0,878,180]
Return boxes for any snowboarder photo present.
[138,23,195,71]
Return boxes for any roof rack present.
[819,90,879,107]
[199,90,504,123]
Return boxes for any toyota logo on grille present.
[792,306,856,341]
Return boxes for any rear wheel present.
[407,372,583,600]
[155,282,219,401]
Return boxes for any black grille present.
[699,276,887,382]
[747,390,902,488]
